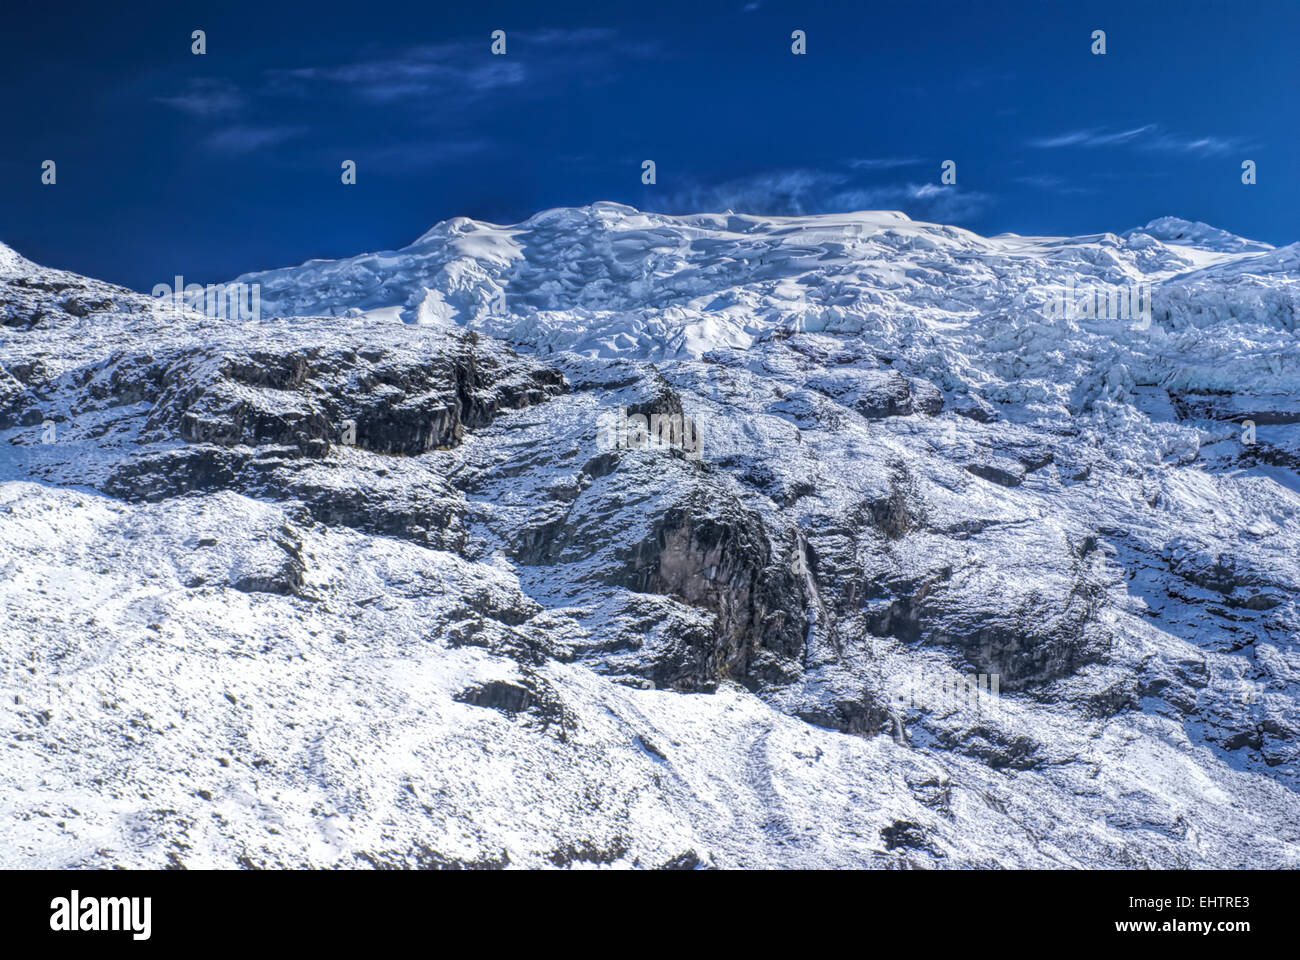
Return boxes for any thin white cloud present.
[664,170,843,216]
[267,29,651,108]
[279,57,526,103]
[661,169,992,222]
[1028,125,1155,149]
[1029,124,1249,155]
[837,182,993,222]
[156,79,244,116]
[848,157,924,171]
[1013,174,1095,195]
[1141,132,1245,156]
[206,125,306,153]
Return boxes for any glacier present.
[1,203,1298,868]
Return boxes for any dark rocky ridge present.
[609,495,811,690]
[4,210,1300,868]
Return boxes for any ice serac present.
[1,203,1299,869]
[1129,216,1275,254]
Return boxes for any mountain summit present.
[1,207,1298,868]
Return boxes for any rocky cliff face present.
[1,207,1299,868]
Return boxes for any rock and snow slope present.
[1,205,1299,868]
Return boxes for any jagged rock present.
[880,819,935,853]
[952,394,999,423]
[1171,390,1300,425]
[229,525,307,597]
[610,493,810,689]
[964,457,1026,487]
[796,690,894,738]
[4,205,1300,869]
[809,368,944,419]
[141,340,565,458]
[454,672,577,740]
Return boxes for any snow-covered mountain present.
[2,205,1299,868]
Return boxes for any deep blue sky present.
[2,0,1296,290]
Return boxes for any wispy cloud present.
[848,182,992,222]
[150,29,657,168]
[267,29,652,110]
[661,169,992,222]
[664,170,844,216]
[274,55,526,104]
[206,125,306,153]
[848,156,924,171]
[1013,174,1095,195]
[155,78,244,116]
[1141,131,1248,156]
[1029,124,1249,156]
[1029,125,1154,149]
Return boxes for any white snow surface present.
[1,204,1299,868]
